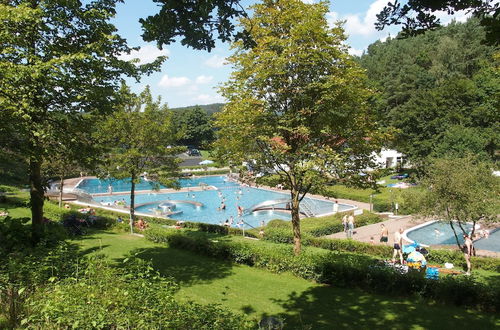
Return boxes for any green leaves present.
[97,85,182,225]
[361,18,498,165]
[216,0,382,188]
[215,0,384,254]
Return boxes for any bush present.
[319,185,421,214]
[426,249,500,273]
[309,237,392,256]
[24,257,251,329]
[144,228,499,311]
[0,240,79,327]
[255,174,284,188]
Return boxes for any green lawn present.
[0,203,31,218]
[199,149,212,160]
[75,230,499,329]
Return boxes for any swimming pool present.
[78,176,355,227]
[76,175,240,194]
[475,228,500,252]
[405,221,500,252]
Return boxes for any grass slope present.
[75,230,499,329]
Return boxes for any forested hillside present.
[360,18,499,164]
[170,103,224,115]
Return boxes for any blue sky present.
[112,0,470,108]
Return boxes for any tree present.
[375,0,500,45]
[215,0,385,255]
[0,0,163,243]
[174,106,215,148]
[359,19,499,166]
[98,86,183,233]
[140,0,252,51]
[410,156,499,249]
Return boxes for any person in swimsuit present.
[347,214,355,238]
[392,228,404,264]
[463,234,474,275]
[380,224,389,244]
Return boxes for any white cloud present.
[300,0,314,4]
[434,9,470,25]
[193,93,225,105]
[330,0,478,38]
[328,0,388,37]
[119,44,169,64]
[158,75,190,88]
[204,55,226,68]
[348,47,363,57]
[195,75,213,84]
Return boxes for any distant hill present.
[170,103,224,115]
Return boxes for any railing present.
[300,198,316,217]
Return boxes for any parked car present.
[187,148,201,156]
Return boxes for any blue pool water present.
[78,176,354,227]
[406,221,473,246]
[76,176,240,194]
[475,229,500,252]
[406,221,500,252]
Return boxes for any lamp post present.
[369,194,373,212]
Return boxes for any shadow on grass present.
[128,246,234,286]
[270,285,498,330]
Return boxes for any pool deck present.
[324,215,425,244]
[324,216,499,258]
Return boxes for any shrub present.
[24,257,251,329]
[308,237,392,256]
[144,228,499,311]
[0,241,79,327]
[255,174,283,188]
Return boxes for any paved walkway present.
[325,215,425,244]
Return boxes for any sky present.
[112,0,471,108]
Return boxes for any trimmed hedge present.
[144,228,499,312]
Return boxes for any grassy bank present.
[77,230,498,329]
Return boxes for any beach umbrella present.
[407,251,425,262]
[402,244,416,254]
[407,251,425,269]
[199,160,214,165]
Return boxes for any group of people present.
[378,224,476,275]
[78,206,96,215]
[222,216,244,228]
[342,213,356,238]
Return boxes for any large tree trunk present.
[129,173,136,234]
[29,158,44,244]
[290,185,301,255]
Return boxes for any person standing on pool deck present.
[463,234,474,275]
[392,228,404,264]
[380,224,389,244]
[342,214,348,236]
[347,214,355,238]
[333,200,339,213]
